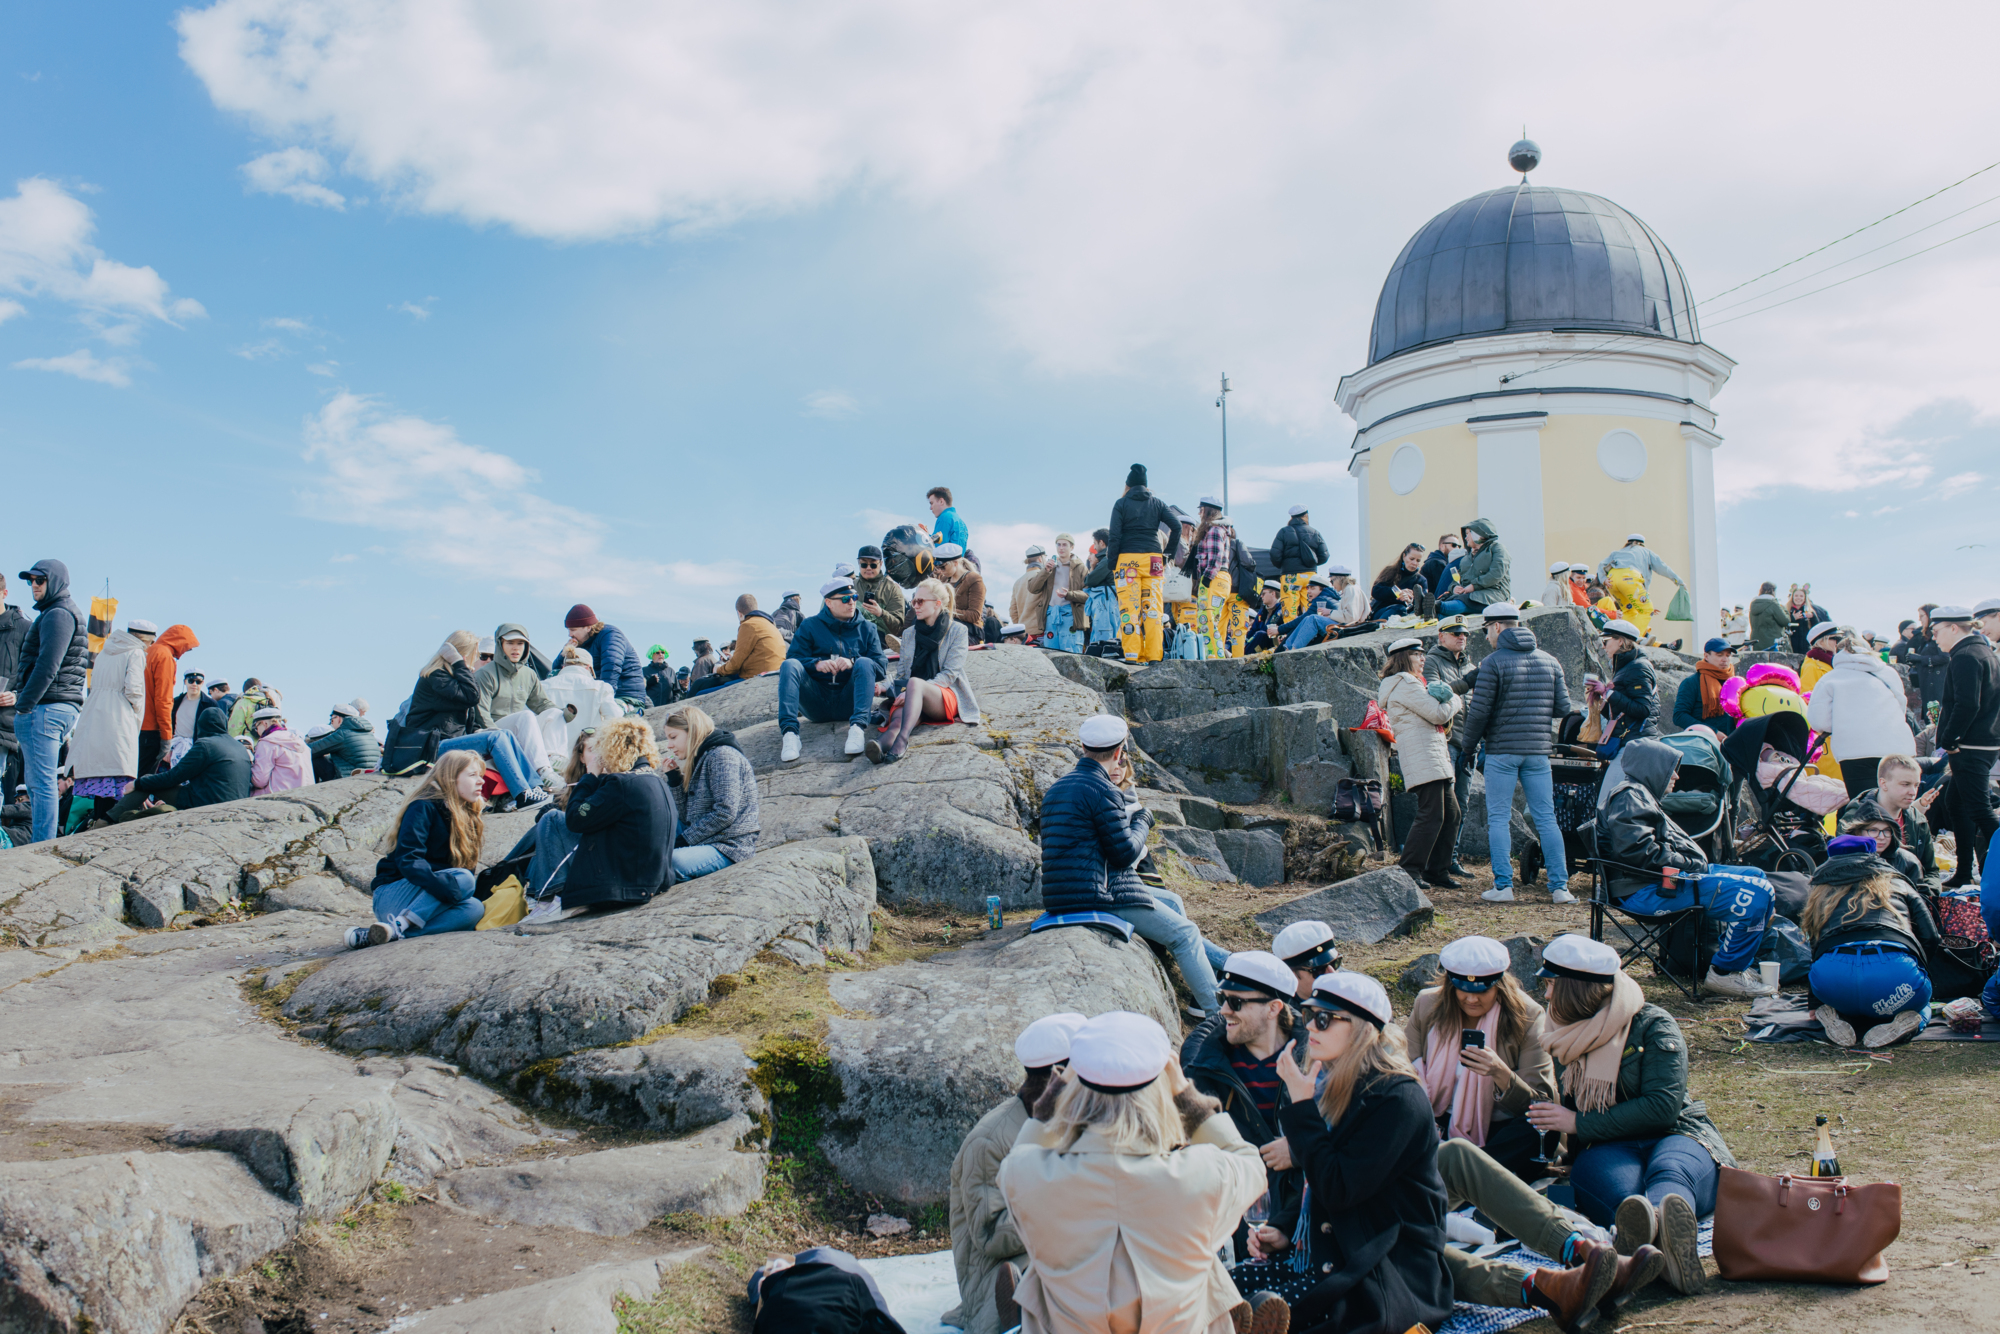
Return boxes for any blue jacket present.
[370,798,467,899]
[785,606,888,686]
[1038,757,1153,914]
[931,506,970,553]
[586,623,648,702]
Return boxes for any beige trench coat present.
[1379,670,1459,790]
[945,1096,1030,1334]
[68,630,148,781]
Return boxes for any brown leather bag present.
[1713,1165,1900,1284]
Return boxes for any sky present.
[4,1,1999,723]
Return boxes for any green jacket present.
[1559,1004,1735,1167]
[1456,518,1510,608]
[1748,596,1791,651]
[852,573,907,638]
[473,622,553,728]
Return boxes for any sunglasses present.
[1218,993,1275,1012]
[1305,1009,1355,1032]
[858,560,880,568]
[829,592,857,604]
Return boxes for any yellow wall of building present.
[1364,420,1477,578]
[1539,414,1691,605]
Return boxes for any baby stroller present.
[1517,713,1609,886]
[1657,730,1733,861]
[1719,712,1829,876]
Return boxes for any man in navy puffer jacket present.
[1458,604,1575,906]
[778,578,889,763]
[1039,715,1222,1016]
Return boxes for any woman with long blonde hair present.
[997,1011,1275,1334]
[350,749,489,948]
[660,704,759,880]
[1801,831,1941,1048]
[526,715,676,919]
[1257,972,1452,1332]
[397,629,552,807]
[868,576,981,764]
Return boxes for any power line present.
[1703,214,2000,328]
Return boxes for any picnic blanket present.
[1741,991,2000,1043]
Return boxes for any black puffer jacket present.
[404,662,481,739]
[563,759,677,908]
[1806,852,1941,963]
[1107,487,1184,561]
[1601,738,1708,897]
[1269,515,1329,576]
[1459,626,1571,757]
[1938,634,2000,750]
[1604,647,1661,742]
[1422,642,1475,747]
[13,559,89,711]
[1037,757,1151,914]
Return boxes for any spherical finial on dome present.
[1508,138,1542,174]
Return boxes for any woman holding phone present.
[1405,935,1556,1181]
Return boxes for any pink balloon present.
[1745,662,1801,693]
[1719,676,1747,719]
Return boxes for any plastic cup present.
[1758,961,1780,990]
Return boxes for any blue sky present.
[4,1,1998,722]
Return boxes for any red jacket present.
[143,625,199,740]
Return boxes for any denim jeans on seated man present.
[21,702,81,845]
[1620,864,1772,973]
[373,866,483,937]
[436,729,540,796]
[1108,887,1221,1013]
[1437,598,1475,617]
[1484,753,1568,895]
[497,805,579,899]
[1280,614,1336,651]
[672,844,733,880]
[777,656,879,734]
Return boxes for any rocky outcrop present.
[820,923,1178,1205]
[516,1036,767,1135]
[356,1056,546,1188]
[1254,867,1434,945]
[1134,701,1340,803]
[393,1250,708,1334]
[283,838,877,1082]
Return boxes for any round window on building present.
[1387,443,1425,495]
[1597,429,1647,483]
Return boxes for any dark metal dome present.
[1367,184,1698,366]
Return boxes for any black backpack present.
[1231,539,1262,601]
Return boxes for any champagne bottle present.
[1809,1114,1841,1177]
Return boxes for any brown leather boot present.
[1595,1241,1667,1317]
[994,1261,1022,1330]
[1248,1292,1291,1334]
[1525,1244,1617,1333]
[1230,1300,1254,1334]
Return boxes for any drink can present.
[986,895,1003,930]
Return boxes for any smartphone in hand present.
[1460,1030,1486,1049]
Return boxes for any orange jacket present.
[143,624,199,739]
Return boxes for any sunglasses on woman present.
[1305,1009,1354,1032]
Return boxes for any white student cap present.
[1199,495,1223,510]
[1602,619,1642,640]
[1931,605,1973,622]
[1439,935,1511,991]
[1001,622,1027,636]
[1626,533,1646,543]
[1805,621,1838,645]
[782,590,801,599]
[1015,1013,1087,1069]
[1024,545,1046,559]
[1308,573,1332,588]
[819,578,855,598]
[1326,564,1353,578]
[1386,636,1423,654]
[1305,971,1393,1029]
[1481,602,1521,621]
[1570,563,1590,574]
[1078,715,1129,748]
[1537,933,1621,981]
[478,636,495,655]
[1067,1011,1172,1093]
[1288,504,1310,517]
[330,703,359,718]
[1271,919,1341,970]
[1974,598,2000,617]
[933,543,964,559]
[832,562,855,578]
[1216,951,1297,1004]
[1549,560,1570,575]
[252,706,284,721]
[127,619,159,635]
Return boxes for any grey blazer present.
[894,617,983,724]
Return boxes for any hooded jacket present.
[1806,651,1916,761]
[68,629,148,780]
[771,595,804,638]
[252,724,315,795]
[670,730,759,863]
[715,611,785,680]
[563,759,678,908]
[787,606,889,687]
[1453,519,1510,607]
[474,623,554,728]
[13,559,89,711]
[1604,647,1660,742]
[1747,596,1791,651]
[136,707,252,810]
[1379,669,1459,789]
[583,622,649,702]
[1937,633,2000,750]
[544,663,623,757]
[309,713,381,777]
[1269,514,1329,576]
[1180,1015,1304,1256]
[1841,789,1939,885]
[1458,626,1571,757]
[1601,738,1709,897]
[142,625,199,742]
[1107,486,1185,560]
[1037,756,1152,914]
[1805,853,1941,963]
[0,602,25,751]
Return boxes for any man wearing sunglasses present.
[0,560,89,844]
[778,578,888,764]
[1270,920,1342,999]
[1180,951,1306,1265]
[850,545,906,640]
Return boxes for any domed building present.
[1336,143,1731,638]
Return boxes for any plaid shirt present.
[1195,524,1234,583]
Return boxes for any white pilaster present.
[1349,448,1372,579]
[1467,415,1547,601]
[1682,423,1722,642]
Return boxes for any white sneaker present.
[780,731,802,763]
[1703,965,1776,998]
[844,724,866,756]
[1862,1009,1923,1048]
[1815,1004,1857,1048]
[523,896,565,925]
[1481,887,1516,903]
[1549,887,1577,905]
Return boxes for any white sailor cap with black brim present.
[1535,933,1622,982]
[1303,970,1393,1030]
[1438,935,1511,992]
[1215,951,1298,1006]
[1066,1010,1172,1093]
[1270,920,1341,972]
[1014,1012,1087,1069]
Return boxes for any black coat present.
[1938,634,2000,750]
[644,660,675,707]
[0,603,26,748]
[404,662,481,739]
[1107,487,1184,560]
[1601,739,1709,897]
[1907,631,1951,708]
[1277,1071,1452,1334]
[1270,517,1330,576]
[1180,1016,1304,1256]
[135,708,251,810]
[370,797,472,898]
[564,759,678,908]
[1604,648,1660,742]
[1368,569,1424,618]
[1037,757,1151,914]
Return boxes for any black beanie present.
[1125,463,1148,488]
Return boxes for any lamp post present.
[1216,372,1231,513]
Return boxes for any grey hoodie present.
[474,621,553,728]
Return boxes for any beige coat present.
[946,1096,1030,1334]
[998,1111,1264,1334]
[1403,988,1556,1123]
[1379,669,1459,790]
[1011,564,1056,636]
[69,630,148,780]
[1051,554,1092,632]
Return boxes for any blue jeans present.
[437,730,539,795]
[1483,753,1567,893]
[778,657,879,733]
[1281,614,1335,651]
[672,844,733,879]
[373,868,483,937]
[509,806,579,898]
[1045,600,1082,653]
[1569,1134,1719,1226]
[21,702,81,845]
[1112,890,1220,1012]
[1809,944,1930,1033]
[1623,864,1772,973]
[1981,828,2000,941]
[1438,598,1475,616]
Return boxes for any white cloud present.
[264,315,314,332]
[1226,461,1349,506]
[300,391,746,615]
[306,360,338,376]
[241,147,347,208]
[235,338,285,360]
[14,348,131,387]
[395,298,433,320]
[0,177,205,331]
[1937,471,1986,500]
[803,389,858,419]
[0,298,23,325]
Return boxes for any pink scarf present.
[1415,998,1499,1145]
